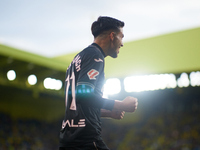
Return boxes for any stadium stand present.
[0,27,200,150]
[0,87,200,150]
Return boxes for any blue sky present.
[0,0,200,57]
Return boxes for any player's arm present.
[76,84,138,112]
[76,52,115,110]
[76,84,115,110]
[101,96,138,119]
[76,51,138,112]
[100,96,138,115]
[113,97,138,112]
[101,109,125,120]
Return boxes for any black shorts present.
[59,140,110,150]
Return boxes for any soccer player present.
[59,16,138,150]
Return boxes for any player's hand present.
[122,96,138,112]
[110,110,125,120]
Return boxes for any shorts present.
[59,140,110,150]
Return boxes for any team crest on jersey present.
[94,58,103,62]
[87,69,99,80]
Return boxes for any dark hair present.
[91,16,125,37]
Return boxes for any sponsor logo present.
[94,58,103,62]
[87,69,99,80]
[62,119,85,128]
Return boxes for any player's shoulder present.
[80,44,104,59]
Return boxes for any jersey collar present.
[92,43,106,57]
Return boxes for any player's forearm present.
[113,97,138,112]
[113,100,124,111]
[77,93,115,110]
[100,109,112,118]
[76,85,115,110]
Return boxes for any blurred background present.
[0,0,200,150]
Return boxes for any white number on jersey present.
[65,71,76,110]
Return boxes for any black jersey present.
[59,43,115,148]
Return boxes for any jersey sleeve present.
[76,52,115,110]
[76,84,115,110]
[77,52,103,87]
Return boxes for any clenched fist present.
[122,96,138,112]
[113,96,138,112]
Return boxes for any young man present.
[59,16,138,150]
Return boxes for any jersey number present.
[65,71,76,110]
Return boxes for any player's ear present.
[109,32,115,41]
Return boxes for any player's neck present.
[93,38,110,57]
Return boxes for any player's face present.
[109,27,124,58]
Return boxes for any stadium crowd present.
[1,88,200,150]
[102,89,200,150]
[102,110,200,150]
[0,113,60,150]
